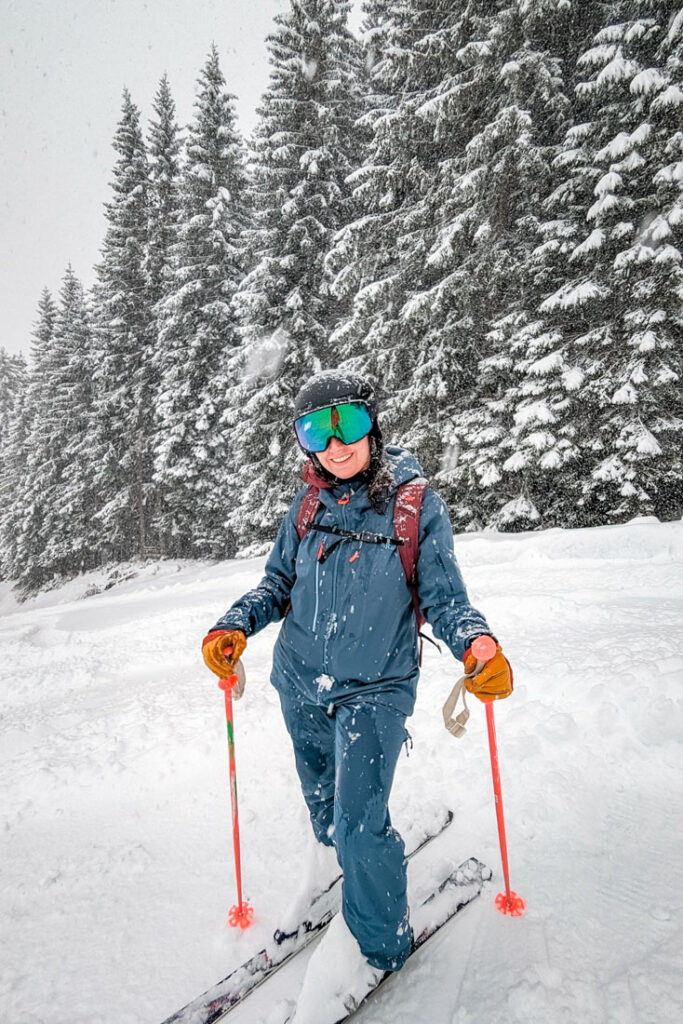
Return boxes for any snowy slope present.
[1,519,682,1024]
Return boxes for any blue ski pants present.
[278,693,411,971]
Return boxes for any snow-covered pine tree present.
[232,0,364,547]
[440,0,604,530]
[30,267,98,586]
[0,347,28,580]
[328,0,451,400]
[153,46,248,559]
[410,1,575,512]
[91,89,154,563]
[8,271,97,593]
[146,74,182,318]
[575,1,683,523]
[330,1,579,521]
[358,0,394,77]
[648,7,683,519]
[498,1,683,528]
[1,290,57,590]
[145,73,183,555]
[0,348,26,440]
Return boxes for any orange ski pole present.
[219,651,253,929]
[471,636,525,917]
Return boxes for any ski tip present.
[454,857,492,887]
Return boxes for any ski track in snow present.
[1,521,682,1024]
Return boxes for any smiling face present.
[316,434,371,479]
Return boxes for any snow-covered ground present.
[1,519,682,1024]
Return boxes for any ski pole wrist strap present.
[442,676,469,739]
[442,660,484,740]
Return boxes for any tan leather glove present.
[202,629,247,697]
[463,639,513,703]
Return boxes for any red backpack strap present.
[296,485,322,540]
[394,478,428,627]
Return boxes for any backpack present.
[295,479,429,631]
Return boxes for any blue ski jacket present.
[212,446,491,717]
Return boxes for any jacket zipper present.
[312,556,321,633]
[323,502,345,672]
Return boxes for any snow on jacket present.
[212,446,491,717]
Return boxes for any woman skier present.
[202,370,513,1019]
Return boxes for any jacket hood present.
[302,459,333,489]
[384,445,425,489]
[301,444,424,495]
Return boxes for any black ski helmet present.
[293,370,379,424]
[294,370,386,492]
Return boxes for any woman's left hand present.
[463,641,513,702]
[202,629,247,678]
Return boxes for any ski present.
[161,810,454,1024]
[284,856,491,1024]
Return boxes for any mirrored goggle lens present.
[294,402,372,453]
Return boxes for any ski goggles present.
[294,402,373,453]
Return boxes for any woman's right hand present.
[202,629,247,679]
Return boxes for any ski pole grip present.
[218,645,238,692]
[218,648,246,698]
[471,635,497,662]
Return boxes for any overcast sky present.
[1,0,363,357]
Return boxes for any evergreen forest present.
[1,0,681,596]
